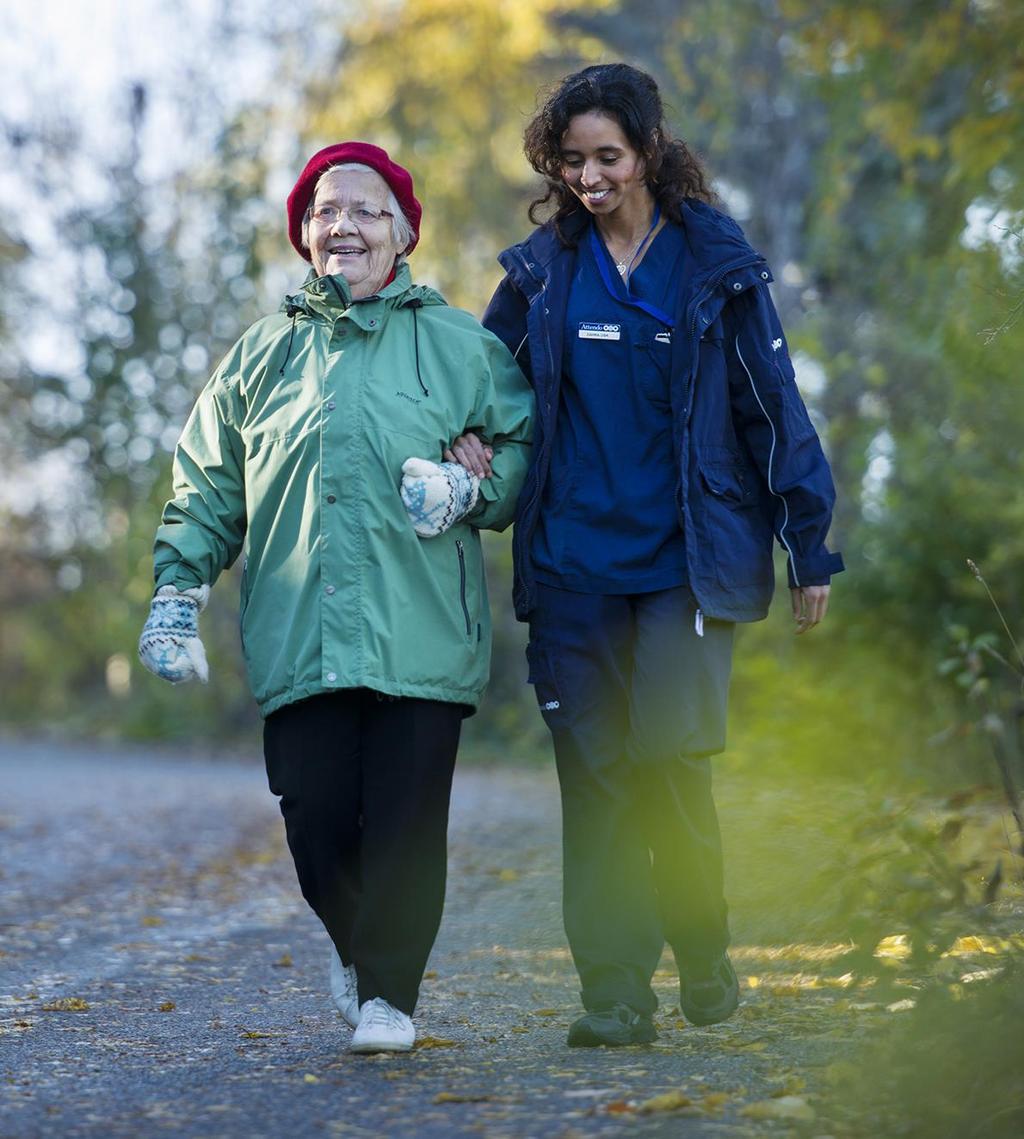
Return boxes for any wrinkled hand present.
[444,432,493,479]
[400,457,480,538]
[138,584,211,683]
[790,584,830,635]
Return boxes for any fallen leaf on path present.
[874,934,910,960]
[416,1036,459,1049]
[241,1030,275,1039]
[41,998,90,1012]
[639,1090,692,1113]
[141,916,164,927]
[741,1096,815,1122]
[303,1074,320,1084]
[158,1001,176,1012]
[273,953,293,968]
[434,1092,491,1104]
[604,1100,635,1114]
[531,1008,560,1017]
[702,1092,730,1110]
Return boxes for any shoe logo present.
[541,700,560,711]
[771,338,783,352]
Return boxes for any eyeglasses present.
[309,203,393,227]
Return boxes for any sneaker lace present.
[363,998,405,1029]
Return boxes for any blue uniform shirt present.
[532,219,695,593]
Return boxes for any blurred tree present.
[306,0,615,309]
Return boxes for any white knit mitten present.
[138,584,211,684]
[400,458,480,538]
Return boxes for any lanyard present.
[589,207,675,328]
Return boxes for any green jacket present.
[153,265,534,716]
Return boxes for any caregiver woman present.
[479,64,843,1047]
[138,142,532,1053]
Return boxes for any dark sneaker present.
[566,1003,658,1048]
[679,952,739,1026]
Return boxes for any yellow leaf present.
[303,1074,320,1084]
[497,868,520,882]
[241,1030,275,1039]
[273,953,293,968]
[158,1001,176,1013]
[416,1036,459,1049]
[41,997,90,1012]
[740,1096,816,1122]
[702,1092,730,1110]
[746,975,761,989]
[434,1091,491,1104]
[531,1008,560,1017]
[510,1026,530,1034]
[874,934,910,959]
[141,915,164,927]
[639,1090,692,1113]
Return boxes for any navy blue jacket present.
[482,199,844,623]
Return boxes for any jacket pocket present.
[525,641,569,729]
[239,556,252,652]
[698,458,774,588]
[455,538,473,639]
[699,460,751,507]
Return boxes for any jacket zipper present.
[455,539,472,636]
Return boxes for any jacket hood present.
[498,199,764,290]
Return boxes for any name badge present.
[578,322,621,341]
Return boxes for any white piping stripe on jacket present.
[734,335,801,588]
[513,331,529,361]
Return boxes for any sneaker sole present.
[567,1022,658,1047]
[681,993,739,1027]
[349,1039,414,1054]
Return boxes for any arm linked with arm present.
[465,331,535,532]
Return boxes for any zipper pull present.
[695,608,704,638]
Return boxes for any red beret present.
[286,142,423,259]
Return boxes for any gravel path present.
[0,738,849,1138]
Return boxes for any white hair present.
[301,162,415,258]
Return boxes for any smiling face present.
[560,110,650,219]
[307,168,403,298]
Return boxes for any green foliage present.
[823,962,1024,1138]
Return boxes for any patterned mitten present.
[138,584,211,684]
[400,457,480,538]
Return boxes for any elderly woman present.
[138,142,533,1053]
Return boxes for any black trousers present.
[528,584,734,1016]
[263,689,464,1015]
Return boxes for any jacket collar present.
[281,262,445,326]
[498,199,765,294]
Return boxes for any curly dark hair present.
[523,63,716,243]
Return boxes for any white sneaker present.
[349,998,415,1053]
[329,947,360,1028]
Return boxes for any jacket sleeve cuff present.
[787,550,845,589]
[155,564,207,592]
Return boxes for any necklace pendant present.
[616,262,627,276]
